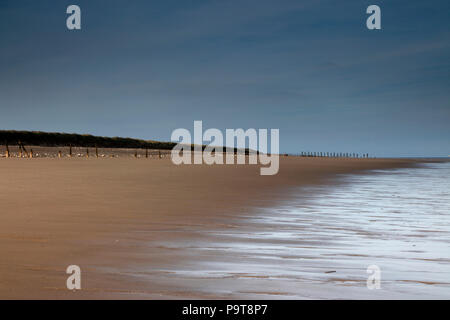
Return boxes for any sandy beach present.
[0,155,443,299]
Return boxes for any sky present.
[0,0,449,156]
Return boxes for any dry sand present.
[0,155,427,299]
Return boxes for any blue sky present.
[0,0,449,156]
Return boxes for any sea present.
[155,161,450,299]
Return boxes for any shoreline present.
[0,156,445,299]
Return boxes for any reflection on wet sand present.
[148,162,450,299]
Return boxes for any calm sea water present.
[156,162,450,299]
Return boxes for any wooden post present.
[21,143,29,158]
[96,146,99,158]
[158,150,161,159]
[86,148,89,158]
[145,149,148,158]
[58,151,62,158]
[18,141,23,158]
[30,149,33,158]
[5,142,9,158]
[69,145,73,158]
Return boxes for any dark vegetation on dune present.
[0,130,176,150]
[0,130,251,153]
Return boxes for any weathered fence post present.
[23,145,29,158]
[18,141,23,158]
[69,145,73,158]
[86,148,89,158]
[5,142,9,158]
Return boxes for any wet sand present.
[0,155,433,299]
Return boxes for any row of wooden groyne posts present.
[297,152,370,158]
[2,142,371,159]
[1,142,168,159]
